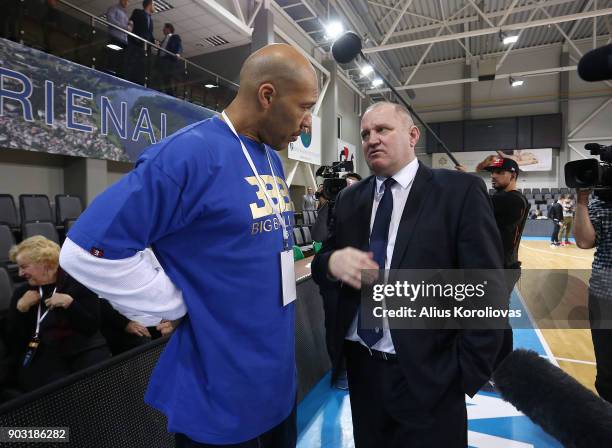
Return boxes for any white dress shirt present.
[345,158,419,353]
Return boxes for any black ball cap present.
[331,31,362,64]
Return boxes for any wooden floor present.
[517,240,597,393]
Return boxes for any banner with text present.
[432,148,553,172]
[0,38,215,162]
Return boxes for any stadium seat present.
[0,267,12,317]
[541,188,550,194]
[22,221,59,244]
[532,188,541,194]
[292,227,304,246]
[534,194,543,201]
[55,194,83,227]
[0,225,17,273]
[19,194,53,224]
[302,227,312,244]
[0,195,19,230]
[523,188,532,195]
[551,188,560,194]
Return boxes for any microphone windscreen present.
[493,349,612,447]
[578,44,612,82]
[331,32,362,64]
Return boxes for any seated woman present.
[5,236,111,392]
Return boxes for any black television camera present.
[565,143,612,201]
[315,160,354,203]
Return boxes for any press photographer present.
[311,161,360,390]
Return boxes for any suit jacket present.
[312,162,505,407]
[129,9,154,47]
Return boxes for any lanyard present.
[221,111,290,249]
[35,286,56,338]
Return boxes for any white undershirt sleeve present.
[59,237,187,326]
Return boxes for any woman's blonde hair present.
[9,235,60,269]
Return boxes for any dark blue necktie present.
[358,177,395,347]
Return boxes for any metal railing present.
[2,0,240,110]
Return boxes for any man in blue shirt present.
[60,43,318,447]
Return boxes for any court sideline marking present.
[514,287,560,367]
[520,243,594,261]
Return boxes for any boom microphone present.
[578,43,612,82]
[330,31,459,166]
[331,31,362,64]
[493,349,612,447]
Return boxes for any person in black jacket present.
[156,23,182,96]
[549,196,564,247]
[313,102,504,447]
[126,0,155,85]
[5,236,110,392]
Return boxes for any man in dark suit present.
[312,101,505,447]
[126,0,155,85]
[157,23,182,96]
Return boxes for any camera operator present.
[574,187,612,403]
[311,171,361,390]
[312,172,361,243]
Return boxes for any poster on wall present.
[337,138,356,162]
[432,149,553,172]
[288,115,321,165]
[0,38,215,162]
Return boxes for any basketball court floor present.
[296,237,597,447]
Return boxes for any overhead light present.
[204,83,217,89]
[106,43,123,51]
[502,34,519,45]
[324,21,344,40]
[371,78,383,88]
[509,77,524,87]
[360,64,374,76]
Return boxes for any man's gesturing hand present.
[328,248,379,289]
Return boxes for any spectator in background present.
[105,0,131,78]
[157,23,182,97]
[302,186,316,211]
[5,236,110,392]
[345,172,362,186]
[549,195,564,247]
[533,209,548,220]
[481,157,528,367]
[127,0,155,85]
[560,195,575,246]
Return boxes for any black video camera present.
[315,160,354,203]
[564,143,612,201]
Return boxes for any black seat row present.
[292,226,313,247]
[0,194,83,231]
[302,210,318,227]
